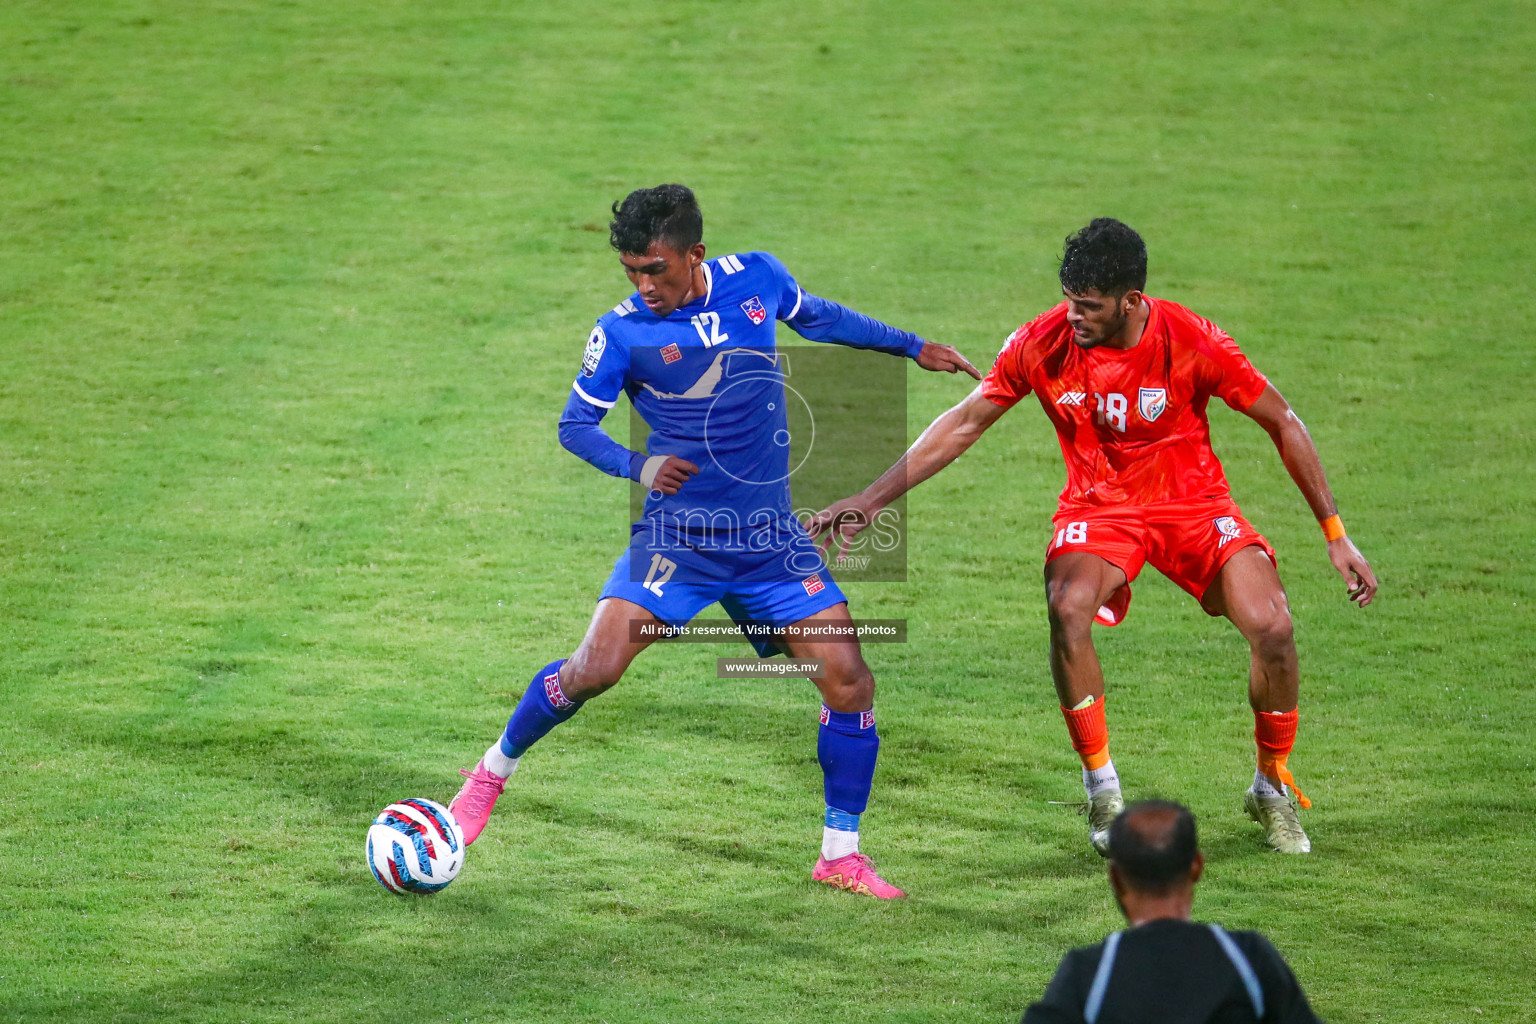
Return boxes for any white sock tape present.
[639,455,670,490]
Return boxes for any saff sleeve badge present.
[581,325,607,377]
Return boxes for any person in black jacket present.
[1023,801,1323,1023]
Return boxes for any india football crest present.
[1214,515,1242,548]
[581,325,606,378]
[1138,386,1168,422]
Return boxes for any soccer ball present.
[365,798,465,895]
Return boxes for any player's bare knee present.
[562,648,626,699]
[1045,581,1098,639]
[820,659,875,713]
[1249,606,1294,661]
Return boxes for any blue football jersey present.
[573,251,809,530]
[559,248,925,568]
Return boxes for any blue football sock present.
[499,659,582,759]
[822,806,862,859]
[824,807,861,831]
[818,705,879,816]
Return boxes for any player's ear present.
[1121,289,1143,315]
[1188,850,1205,885]
[1106,863,1134,922]
[688,242,707,265]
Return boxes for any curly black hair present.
[1059,218,1147,297]
[609,184,703,256]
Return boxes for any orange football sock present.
[1254,707,1310,809]
[1062,697,1111,771]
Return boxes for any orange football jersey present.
[981,298,1268,512]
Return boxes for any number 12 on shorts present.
[1053,522,1088,549]
[642,554,677,596]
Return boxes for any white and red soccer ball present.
[365,798,465,895]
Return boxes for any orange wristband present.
[1320,514,1345,542]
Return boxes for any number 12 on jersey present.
[691,311,728,348]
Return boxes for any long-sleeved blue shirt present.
[558,251,923,518]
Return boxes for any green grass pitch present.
[2,1,1533,1021]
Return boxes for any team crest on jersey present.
[1138,387,1168,422]
[581,325,606,378]
[802,573,825,596]
[1055,391,1086,406]
[740,296,768,325]
[1214,516,1242,548]
[661,343,682,364]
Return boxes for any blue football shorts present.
[598,519,846,657]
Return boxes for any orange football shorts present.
[1045,497,1277,626]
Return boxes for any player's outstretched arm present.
[805,385,1006,558]
[913,340,983,378]
[1243,384,1378,606]
[785,291,981,379]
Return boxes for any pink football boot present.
[449,761,507,845]
[813,852,907,899]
